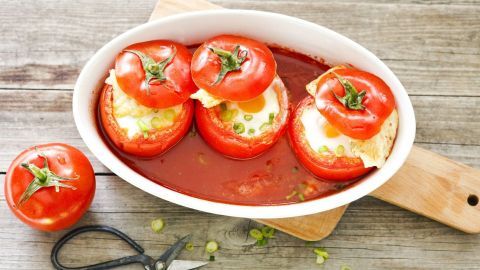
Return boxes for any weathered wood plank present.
[1,90,479,173]
[0,0,479,97]
[1,174,480,269]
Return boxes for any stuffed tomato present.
[99,40,196,157]
[289,66,398,181]
[190,35,290,159]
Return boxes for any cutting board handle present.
[370,146,480,233]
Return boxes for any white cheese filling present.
[105,70,182,139]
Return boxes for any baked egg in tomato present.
[289,66,398,181]
[99,40,196,157]
[191,35,290,159]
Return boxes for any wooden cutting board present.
[150,0,480,240]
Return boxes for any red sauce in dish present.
[96,47,356,205]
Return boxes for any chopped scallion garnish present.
[185,242,194,251]
[318,145,329,153]
[313,247,329,265]
[256,238,268,246]
[268,112,275,124]
[137,120,149,138]
[151,218,164,233]
[151,117,163,129]
[286,190,298,200]
[259,123,270,132]
[233,122,245,134]
[335,144,345,157]
[248,128,255,136]
[261,226,275,238]
[220,102,227,111]
[163,109,175,121]
[249,229,263,240]
[205,241,219,253]
[244,114,253,121]
[298,193,305,201]
[209,255,215,261]
[340,265,352,270]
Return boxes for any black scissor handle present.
[51,225,154,270]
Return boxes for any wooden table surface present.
[1,0,480,269]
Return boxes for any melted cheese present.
[350,109,398,168]
[105,70,182,139]
[190,88,223,108]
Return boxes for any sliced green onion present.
[259,123,270,132]
[151,117,163,129]
[318,145,329,153]
[248,128,255,136]
[340,265,352,270]
[244,114,253,121]
[313,247,329,260]
[209,255,215,261]
[249,228,264,240]
[220,102,227,111]
[205,241,219,253]
[316,255,325,264]
[335,144,345,157]
[314,247,329,265]
[151,218,164,233]
[185,242,194,251]
[286,190,298,200]
[137,120,149,138]
[163,109,175,121]
[298,193,305,201]
[233,122,245,134]
[268,112,275,124]
[261,226,275,238]
[256,238,268,246]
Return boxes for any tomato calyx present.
[124,47,177,94]
[331,72,366,110]
[18,149,78,206]
[208,45,248,85]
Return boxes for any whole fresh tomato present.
[99,84,195,157]
[314,67,396,140]
[288,96,373,181]
[115,40,197,108]
[4,143,95,231]
[191,35,277,101]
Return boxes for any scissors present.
[51,225,208,270]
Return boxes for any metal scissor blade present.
[157,235,192,267]
[166,260,208,270]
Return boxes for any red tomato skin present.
[191,35,277,101]
[288,96,373,182]
[4,143,95,231]
[99,84,194,157]
[115,40,197,108]
[195,85,290,159]
[315,68,396,140]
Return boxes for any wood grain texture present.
[150,0,221,20]
[372,146,480,233]
[1,0,480,269]
[1,0,479,97]
[258,205,348,241]
[2,175,480,270]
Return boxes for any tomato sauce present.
[97,47,356,205]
